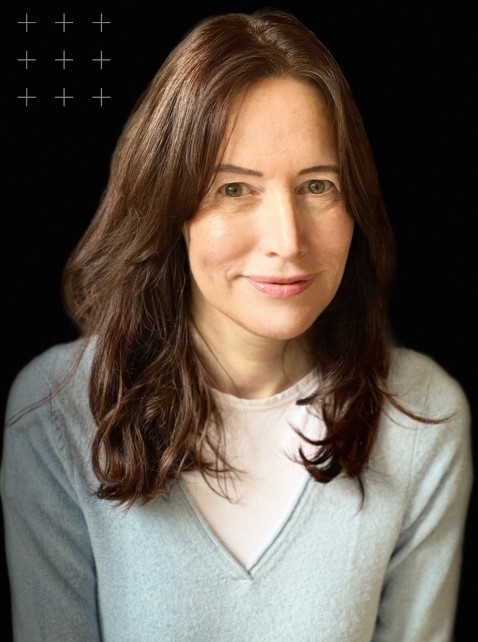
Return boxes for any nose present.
[259,192,306,259]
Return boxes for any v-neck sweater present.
[1,339,473,641]
[181,368,321,570]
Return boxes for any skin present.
[183,77,354,398]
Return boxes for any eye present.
[220,182,248,197]
[304,179,334,194]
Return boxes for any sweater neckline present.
[211,367,319,411]
[177,472,316,579]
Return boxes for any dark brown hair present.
[63,8,397,505]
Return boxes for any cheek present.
[312,211,354,264]
[184,212,251,278]
[336,215,355,258]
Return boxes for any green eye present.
[223,183,245,197]
[307,180,332,194]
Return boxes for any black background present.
[2,0,476,638]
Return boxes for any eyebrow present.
[215,163,340,177]
[298,164,339,176]
[215,164,263,176]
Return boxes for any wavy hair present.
[63,8,397,505]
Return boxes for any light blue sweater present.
[1,340,473,641]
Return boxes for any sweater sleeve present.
[373,359,473,642]
[1,356,101,642]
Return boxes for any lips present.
[244,275,314,297]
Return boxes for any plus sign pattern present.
[16,12,112,106]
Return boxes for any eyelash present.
[298,179,335,195]
[219,183,250,198]
[219,179,336,198]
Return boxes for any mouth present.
[244,275,314,298]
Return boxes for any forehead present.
[220,77,336,164]
[228,76,328,121]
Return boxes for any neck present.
[191,322,313,400]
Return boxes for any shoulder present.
[5,337,95,420]
[374,347,472,493]
[387,346,470,420]
[3,338,97,485]
[372,347,474,535]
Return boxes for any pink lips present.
[244,275,313,298]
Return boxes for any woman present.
[2,8,472,641]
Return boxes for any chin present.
[241,315,319,342]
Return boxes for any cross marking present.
[55,88,74,107]
[92,13,111,32]
[92,88,111,106]
[18,89,36,106]
[54,50,74,69]
[92,51,111,69]
[18,51,37,69]
[55,13,73,32]
[18,14,36,32]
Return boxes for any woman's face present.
[183,77,354,345]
